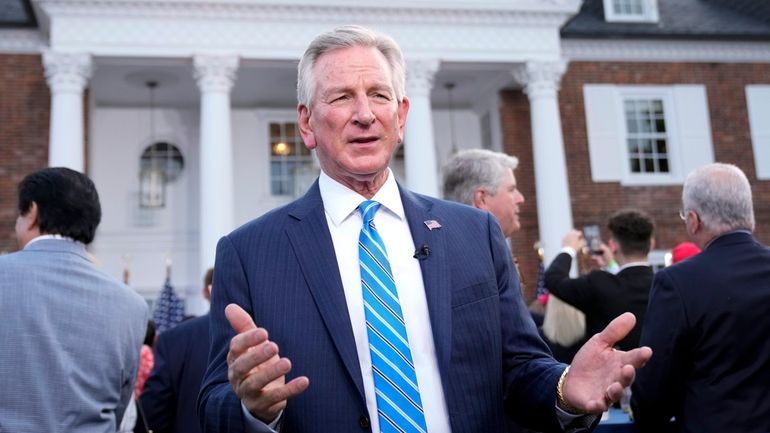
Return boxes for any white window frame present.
[603,0,659,23]
[648,249,668,272]
[255,109,319,199]
[583,84,714,186]
[617,87,682,185]
[746,85,770,180]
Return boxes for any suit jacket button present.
[358,415,370,429]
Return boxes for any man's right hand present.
[225,303,310,423]
[562,229,586,252]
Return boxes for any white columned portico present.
[193,54,239,313]
[43,51,92,172]
[404,58,440,197]
[513,61,572,265]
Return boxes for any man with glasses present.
[632,163,770,433]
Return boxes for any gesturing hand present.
[225,304,310,422]
[562,312,653,414]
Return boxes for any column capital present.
[405,58,439,98]
[193,54,239,94]
[42,51,92,94]
[511,60,567,99]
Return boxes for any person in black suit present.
[632,163,770,433]
[139,268,213,433]
[544,209,655,351]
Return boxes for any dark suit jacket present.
[199,181,567,433]
[632,232,770,433]
[544,252,653,351]
[141,314,210,433]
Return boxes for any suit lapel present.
[284,182,366,401]
[400,187,452,377]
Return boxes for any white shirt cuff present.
[555,405,597,433]
[240,402,282,433]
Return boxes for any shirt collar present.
[618,261,650,272]
[319,168,405,227]
[25,234,75,249]
[704,229,753,250]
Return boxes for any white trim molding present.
[31,0,580,61]
[0,29,47,53]
[563,39,770,64]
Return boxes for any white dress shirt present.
[320,169,451,433]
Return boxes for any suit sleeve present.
[489,214,565,432]
[631,270,690,430]
[117,301,149,427]
[198,235,252,433]
[140,332,177,432]
[543,252,596,311]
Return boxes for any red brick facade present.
[0,54,49,253]
[502,61,770,302]
[1,54,767,299]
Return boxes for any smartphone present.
[582,224,603,255]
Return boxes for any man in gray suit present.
[0,167,148,433]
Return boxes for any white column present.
[193,54,238,314]
[512,61,573,265]
[43,51,92,172]
[404,58,440,197]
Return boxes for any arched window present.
[139,141,184,208]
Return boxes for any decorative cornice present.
[42,51,92,93]
[562,39,770,64]
[511,60,567,99]
[405,58,439,98]
[36,1,578,26]
[0,29,47,53]
[193,54,239,94]
[32,1,575,61]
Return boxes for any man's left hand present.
[562,312,652,413]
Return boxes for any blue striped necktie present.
[358,200,427,433]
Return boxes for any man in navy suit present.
[199,25,652,433]
[140,268,213,433]
[632,163,770,433]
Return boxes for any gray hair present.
[297,25,406,108]
[443,149,519,205]
[682,162,755,233]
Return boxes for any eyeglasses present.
[678,209,687,221]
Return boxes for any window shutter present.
[746,85,770,180]
[673,85,714,177]
[583,84,622,182]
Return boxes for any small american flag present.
[536,261,549,305]
[424,220,442,230]
[153,277,185,333]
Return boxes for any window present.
[603,0,659,23]
[583,84,714,186]
[624,99,669,174]
[268,122,315,196]
[139,141,184,208]
[746,85,770,180]
[648,250,667,272]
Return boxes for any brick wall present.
[501,61,770,302]
[0,54,49,253]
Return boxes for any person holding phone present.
[544,209,655,351]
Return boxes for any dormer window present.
[603,0,659,23]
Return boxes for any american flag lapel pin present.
[424,220,442,230]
